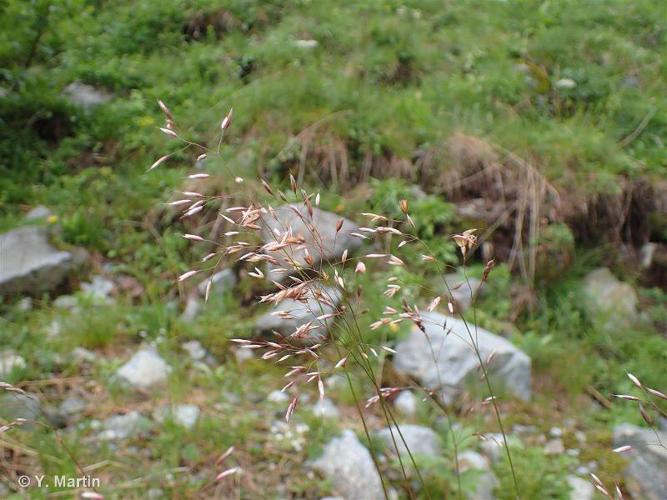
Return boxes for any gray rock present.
[295,39,318,49]
[640,242,657,269]
[180,295,202,322]
[0,227,79,296]
[0,393,42,425]
[312,430,384,500]
[59,396,87,420]
[613,424,667,500]
[457,450,490,471]
[182,340,207,361]
[24,205,53,221]
[393,312,531,403]
[260,204,361,281]
[567,475,593,500]
[80,275,115,303]
[116,348,171,389]
[255,285,341,344]
[154,404,200,430]
[471,471,499,500]
[53,295,78,310]
[71,347,97,363]
[312,397,340,418]
[394,390,417,416]
[17,297,33,311]
[0,351,26,377]
[544,438,565,455]
[98,411,150,440]
[63,82,112,110]
[268,390,289,404]
[582,268,637,330]
[197,269,237,297]
[234,347,254,363]
[376,424,442,464]
[443,273,482,312]
[480,433,522,463]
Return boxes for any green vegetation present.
[1,0,665,498]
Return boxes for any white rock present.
[555,78,577,89]
[480,433,522,463]
[18,297,33,312]
[53,295,78,310]
[312,430,384,500]
[394,390,417,416]
[255,285,341,344]
[582,268,637,330]
[393,312,531,403]
[0,227,77,296]
[0,351,26,377]
[63,82,112,110]
[154,404,200,430]
[116,348,171,389]
[376,424,441,461]
[180,295,202,322]
[197,269,237,297]
[80,275,115,303]
[544,438,565,455]
[260,205,361,282]
[457,450,490,471]
[182,340,207,361]
[268,390,289,404]
[443,272,482,312]
[98,411,149,440]
[25,206,53,221]
[566,476,594,500]
[235,347,254,363]
[295,39,318,49]
[312,397,340,418]
[71,347,97,363]
[613,424,667,500]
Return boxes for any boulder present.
[393,312,531,403]
[255,285,341,344]
[260,205,361,281]
[376,424,441,460]
[0,227,82,296]
[443,272,482,312]
[582,268,637,330]
[116,347,171,389]
[613,424,667,500]
[312,430,384,500]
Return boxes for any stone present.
[376,424,441,461]
[182,340,207,361]
[582,268,637,330]
[17,297,33,311]
[312,430,384,500]
[544,438,565,455]
[197,269,237,297]
[0,393,42,425]
[154,404,200,430]
[295,39,318,49]
[24,205,53,221]
[472,472,499,500]
[59,396,87,419]
[0,351,26,377]
[549,426,563,438]
[260,204,361,281]
[268,390,289,404]
[457,450,490,471]
[480,433,522,463]
[566,476,594,500]
[71,347,97,363]
[53,295,78,310]
[98,411,150,440]
[555,78,577,89]
[312,397,340,418]
[393,312,531,403]
[394,391,417,416]
[0,227,79,296]
[80,275,115,303]
[116,348,171,389]
[255,285,341,344]
[180,295,202,322]
[63,82,112,110]
[235,347,254,363]
[613,424,667,500]
[443,272,482,312]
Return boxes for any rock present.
[98,411,150,440]
[0,351,26,377]
[457,450,490,472]
[234,347,254,363]
[0,227,81,296]
[312,430,384,500]
[260,205,361,281]
[180,295,202,322]
[376,424,441,461]
[116,348,171,389]
[312,398,340,418]
[566,476,594,500]
[63,82,112,110]
[268,390,289,404]
[53,295,79,310]
[17,297,33,311]
[549,426,563,438]
[25,205,53,221]
[255,285,341,344]
[640,242,657,269]
[544,438,565,455]
[59,396,87,421]
[154,404,200,430]
[0,393,42,425]
[394,391,417,416]
[613,424,667,500]
[480,433,522,463]
[555,78,577,89]
[393,312,531,403]
[71,347,97,363]
[80,275,115,303]
[197,269,237,297]
[582,268,637,330]
[443,272,482,312]
[182,340,207,361]
[295,39,318,49]
[147,488,164,499]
